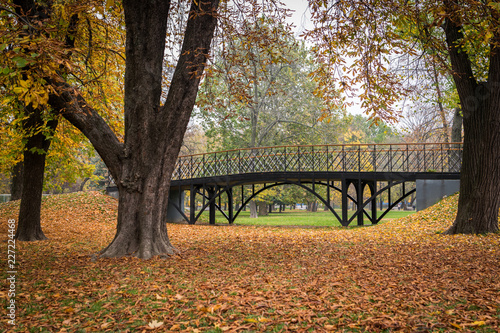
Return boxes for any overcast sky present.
[286,0,312,35]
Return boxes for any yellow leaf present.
[169,324,180,330]
[244,318,259,323]
[13,86,26,95]
[450,323,461,329]
[470,321,486,327]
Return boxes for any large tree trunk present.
[443,13,500,234]
[97,0,219,259]
[444,89,500,234]
[10,161,23,201]
[99,162,178,258]
[15,109,58,241]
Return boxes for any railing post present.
[358,145,361,172]
[284,146,287,172]
[203,154,205,177]
[342,145,346,172]
[441,143,444,172]
[311,146,314,171]
[406,144,409,172]
[423,145,426,171]
[298,146,301,172]
[190,156,193,178]
[373,145,377,172]
[214,152,217,176]
[389,145,393,172]
[326,145,329,172]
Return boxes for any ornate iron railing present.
[172,142,463,180]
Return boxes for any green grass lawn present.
[194,208,415,227]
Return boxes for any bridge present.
[167,142,462,226]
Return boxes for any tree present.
[196,17,340,151]
[46,0,220,258]
[2,0,220,257]
[0,0,125,240]
[307,0,500,234]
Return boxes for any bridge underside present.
[168,171,460,227]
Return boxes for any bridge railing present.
[172,143,463,180]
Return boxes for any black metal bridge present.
[168,142,462,226]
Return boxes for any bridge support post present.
[189,185,196,224]
[207,186,216,225]
[227,187,234,224]
[356,180,364,226]
[341,178,349,226]
[369,181,377,224]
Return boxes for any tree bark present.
[258,201,268,216]
[442,13,500,234]
[249,200,258,218]
[15,108,58,241]
[10,161,23,201]
[445,89,500,234]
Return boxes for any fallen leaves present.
[147,320,164,329]
[0,192,499,332]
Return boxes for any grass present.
[195,208,415,227]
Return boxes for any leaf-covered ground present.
[1,192,499,332]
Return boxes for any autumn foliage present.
[1,192,499,332]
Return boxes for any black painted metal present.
[169,143,462,226]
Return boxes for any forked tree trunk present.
[48,0,219,258]
[96,0,219,259]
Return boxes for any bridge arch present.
[170,178,417,227]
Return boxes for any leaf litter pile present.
[1,192,499,332]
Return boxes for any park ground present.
[0,192,499,332]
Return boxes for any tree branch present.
[442,7,477,117]
[48,80,124,182]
